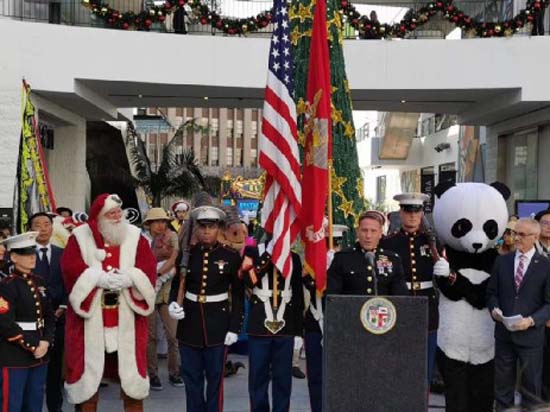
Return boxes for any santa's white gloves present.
[433,258,450,278]
[224,332,239,346]
[168,301,185,320]
[97,271,126,290]
[294,336,304,351]
[116,272,133,289]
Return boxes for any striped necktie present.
[514,254,526,291]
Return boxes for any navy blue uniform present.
[242,246,304,412]
[0,270,55,412]
[327,243,408,296]
[170,242,244,412]
[302,274,323,412]
[380,229,439,381]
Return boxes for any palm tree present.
[128,124,206,207]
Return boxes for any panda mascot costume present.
[432,181,510,412]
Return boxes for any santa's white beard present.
[98,218,129,246]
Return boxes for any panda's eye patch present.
[451,219,473,238]
[483,220,498,240]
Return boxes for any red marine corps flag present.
[302,0,332,292]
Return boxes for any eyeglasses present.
[512,231,535,238]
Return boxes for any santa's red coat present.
[61,223,156,404]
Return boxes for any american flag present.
[259,0,302,278]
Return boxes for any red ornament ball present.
[200,17,207,24]
[122,22,129,29]
[145,18,152,26]
[340,0,348,7]
[159,15,165,21]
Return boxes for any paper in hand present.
[502,315,524,331]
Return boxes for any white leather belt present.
[252,287,293,301]
[185,292,228,303]
[17,322,37,331]
[406,281,433,291]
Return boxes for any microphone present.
[365,251,378,296]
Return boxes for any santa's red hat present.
[88,193,123,222]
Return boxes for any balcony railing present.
[0,0,531,39]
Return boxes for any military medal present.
[214,260,228,272]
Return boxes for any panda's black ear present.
[490,182,511,201]
[434,181,456,199]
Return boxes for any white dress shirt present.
[36,243,51,263]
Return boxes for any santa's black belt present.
[102,291,120,308]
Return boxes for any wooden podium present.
[324,295,428,412]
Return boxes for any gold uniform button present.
[412,276,417,280]
[27,281,33,286]
[36,310,40,314]
[33,294,38,299]
[412,260,416,265]
[412,268,417,273]
[200,289,206,294]
[202,275,207,280]
[30,287,35,292]
[203,267,208,272]
[202,282,207,287]
[411,253,415,257]
[367,276,373,282]
[367,266,372,271]
[203,260,209,265]
[204,253,209,258]
[31,346,36,351]
[35,302,39,307]
[367,288,372,294]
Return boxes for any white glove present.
[97,271,125,290]
[492,308,503,323]
[168,301,185,320]
[433,258,450,278]
[224,332,238,346]
[294,336,304,351]
[326,250,335,270]
[116,272,134,289]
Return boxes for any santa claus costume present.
[61,194,156,412]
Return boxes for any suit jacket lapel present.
[518,252,540,291]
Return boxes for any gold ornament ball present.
[495,25,501,32]
[242,24,248,30]
[101,7,107,13]
[379,26,386,33]
[149,9,155,15]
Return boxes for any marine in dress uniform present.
[303,224,349,412]
[379,192,447,382]
[168,206,244,412]
[241,242,304,412]
[0,232,56,412]
[327,211,408,296]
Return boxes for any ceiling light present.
[203,96,209,100]
[138,94,143,99]
[401,100,406,104]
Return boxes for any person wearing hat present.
[55,207,73,218]
[302,222,349,412]
[168,205,244,412]
[142,208,184,391]
[380,192,446,383]
[0,232,56,412]
[170,200,191,234]
[61,193,157,412]
[240,233,304,412]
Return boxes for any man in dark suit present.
[487,217,550,412]
[29,212,67,412]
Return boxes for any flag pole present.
[327,160,334,251]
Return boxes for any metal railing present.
[0,0,532,38]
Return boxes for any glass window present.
[226,147,233,167]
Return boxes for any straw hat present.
[143,208,171,224]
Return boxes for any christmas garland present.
[82,0,549,37]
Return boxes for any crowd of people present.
[1,185,550,412]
